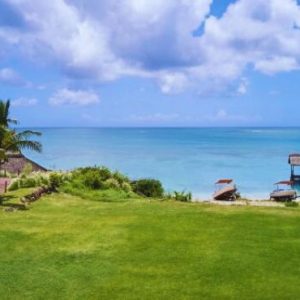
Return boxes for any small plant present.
[285,201,299,208]
[8,179,20,191]
[83,170,103,189]
[104,178,120,190]
[20,177,37,188]
[39,175,49,186]
[49,173,63,191]
[131,179,164,198]
[112,171,130,185]
[98,167,112,181]
[173,191,192,202]
[121,182,132,193]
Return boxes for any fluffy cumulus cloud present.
[49,88,100,106]
[1,0,300,94]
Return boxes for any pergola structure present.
[288,154,300,182]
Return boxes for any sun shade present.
[215,179,233,184]
[275,180,294,185]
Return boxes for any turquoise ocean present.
[23,128,300,199]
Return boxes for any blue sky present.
[1,0,300,127]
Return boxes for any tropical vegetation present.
[0,99,42,166]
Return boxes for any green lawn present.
[1,191,300,299]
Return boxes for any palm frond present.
[15,130,42,140]
[0,99,17,127]
[8,140,42,153]
[7,118,18,125]
[5,100,10,121]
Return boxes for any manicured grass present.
[1,191,300,299]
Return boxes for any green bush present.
[49,173,63,190]
[98,167,112,181]
[63,167,165,196]
[132,179,164,198]
[20,177,37,188]
[285,201,299,208]
[104,178,120,190]
[76,167,111,181]
[8,180,20,191]
[173,191,192,202]
[121,182,132,193]
[82,170,103,189]
[71,167,113,190]
[40,176,49,186]
[112,171,130,185]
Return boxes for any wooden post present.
[4,181,7,193]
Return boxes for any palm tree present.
[0,129,42,154]
[0,100,17,127]
[0,99,42,174]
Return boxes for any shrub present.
[285,201,299,208]
[49,173,63,190]
[173,191,192,202]
[112,171,130,185]
[8,180,20,191]
[20,177,37,188]
[76,167,111,180]
[82,170,103,189]
[121,182,132,193]
[71,167,112,190]
[104,178,120,190]
[39,176,49,186]
[132,179,164,198]
[98,167,112,181]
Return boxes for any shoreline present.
[193,192,271,202]
[200,199,285,207]
[192,199,300,208]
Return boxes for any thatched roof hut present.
[1,152,47,175]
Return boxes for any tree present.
[0,99,42,174]
[0,100,17,127]
[0,128,42,154]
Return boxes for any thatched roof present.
[289,154,300,166]
[1,152,47,174]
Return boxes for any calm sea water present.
[23,128,300,199]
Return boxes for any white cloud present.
[12,97,38,107]
[158,72,189,95]
[49,88,100,106]
[198,0,300,83]
[2,0,300,94]
[255,56,299,74]
[1,0,211,86]
[0,68,23,85]
[237,78,249,95]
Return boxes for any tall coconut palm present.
[0,100,17,127]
